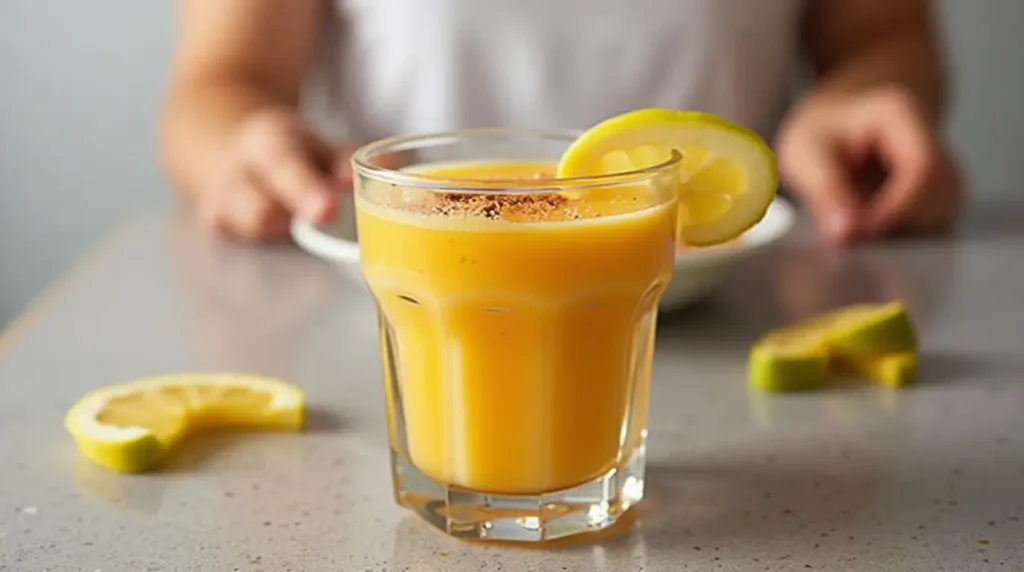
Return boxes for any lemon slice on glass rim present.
[65,373,305,473]
[557,108,778,246]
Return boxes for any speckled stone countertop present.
[2,204,1023,571]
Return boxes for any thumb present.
[778,132,861,245]
[329,142,360,189]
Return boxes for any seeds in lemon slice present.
[557,108,778,246]
[65,373,305,473]
[748,329,831,392]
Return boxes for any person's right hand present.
[196,108,355,242]
[775,87,964,245]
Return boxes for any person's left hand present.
[775,86,964,245]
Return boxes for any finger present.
[896,153,964,235]
[196,160,244,237]
[777,131,862,245]
[221,178,292,241]
[241,118,337,223]
[196,195,225,237]
[330,142,360,188]
[857,91,936,235]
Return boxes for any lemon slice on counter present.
[839,352,919,388]
[823,301,917,359]
[557,108,778,245]
[748,328,831,392]
[65,373,305,473]
[748,301,919,392]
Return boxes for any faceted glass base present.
[390,435,647,542]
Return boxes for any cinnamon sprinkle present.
[383,184,578,222]
[434,191,571,221]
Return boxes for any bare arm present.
[803,0,947,122]
[158,0,328,198]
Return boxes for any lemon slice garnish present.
[558,108,778,245]
[65,373,305,473]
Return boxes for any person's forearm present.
[158,77,293,199]
[804,0,947,124]
[811,34,946,123]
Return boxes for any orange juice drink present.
[351,130,680,542]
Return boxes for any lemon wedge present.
[840,352,919,388]
[823,301,917,359]
[748,301,919,392]
[748,327,831,392]
[558,108,778,245]
[65,373,305,473]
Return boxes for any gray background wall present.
[0,0,1021,326]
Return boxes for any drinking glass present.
[351,129,679,541]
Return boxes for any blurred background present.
[0,0,1021,326]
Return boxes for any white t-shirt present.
[316,0,806,142]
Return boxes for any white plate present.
[291,195,796,311]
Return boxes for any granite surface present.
[1,204,1022,571]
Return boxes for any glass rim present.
[350,128,682,192]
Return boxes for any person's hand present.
[775,86,964,245]
[196,108,356,241]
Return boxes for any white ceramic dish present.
[291,195,796,311]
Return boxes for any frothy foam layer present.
[358,184,673,226]
[369,185,582,222]
[357,160,671,226]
